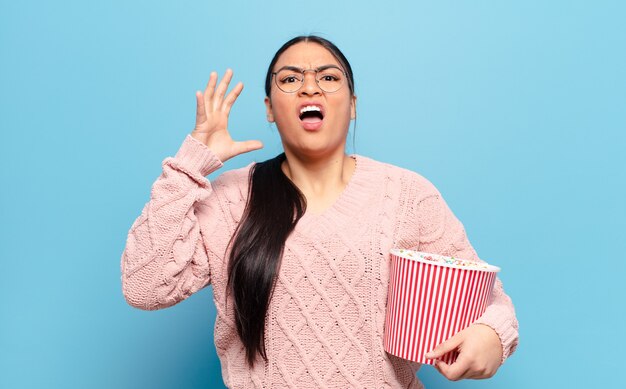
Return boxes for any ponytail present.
[228,33,355,368]
[227,153,306,366]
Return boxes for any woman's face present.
[265,42,356,159]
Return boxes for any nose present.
[298,71,322,96]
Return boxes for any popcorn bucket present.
[383,249,500,365]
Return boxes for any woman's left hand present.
[425,324,503,381]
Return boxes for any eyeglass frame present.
[271,65,347,93]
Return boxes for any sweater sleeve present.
[120,135,226,310]
[404,177,519,364]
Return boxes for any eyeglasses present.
[272,65,347,93]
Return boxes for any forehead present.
[273,42,340,70]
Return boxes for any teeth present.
[300,105,321,114]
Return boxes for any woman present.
[121,35,518,388]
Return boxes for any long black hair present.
[227,35,356,367]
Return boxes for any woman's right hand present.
[191,69,263,162]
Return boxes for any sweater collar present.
[293,154,379,240]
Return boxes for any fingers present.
[202,69,242,112]
[213,68,233,109]
[435,354,471,381]
[218,140,263,163]
[194,68,249,159]
[222,82,243,115]
[203,71,217,102]
[425,333,463,360]
[431,325,502,381]
[233,140,264,155]
[195,90,207,124]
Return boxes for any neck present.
[281,149,356,212]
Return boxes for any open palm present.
[191,69,263,162]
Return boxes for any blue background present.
[1,1,624,388]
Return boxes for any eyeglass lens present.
[274,67,345,93]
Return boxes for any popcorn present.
[395,249,498,271]
[384,249,501,365]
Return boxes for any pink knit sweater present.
[121,135,519,388]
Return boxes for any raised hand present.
[191,69,263,162]
[425,324,503,381]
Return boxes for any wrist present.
[176,134,224,176]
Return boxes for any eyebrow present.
[274,64,342,73]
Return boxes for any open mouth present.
[299,105,324,130]
[299,105,324,123]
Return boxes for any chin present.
[284,141,347,159]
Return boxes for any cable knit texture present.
[121,135,519,388]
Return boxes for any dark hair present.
[227,35,356,367]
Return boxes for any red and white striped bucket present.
[383,249,500,365]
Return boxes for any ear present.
[350,94,357,120]
[264,96,274,122]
